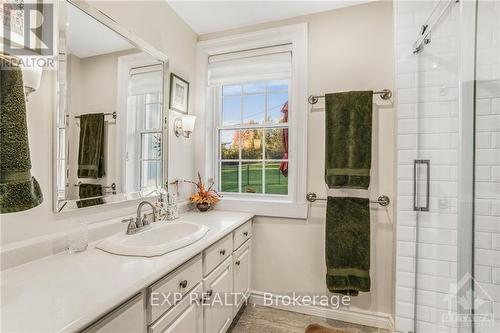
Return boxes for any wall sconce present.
[21,66,43,101]
[174,115,196,138]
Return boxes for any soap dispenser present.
[155,190,168,221]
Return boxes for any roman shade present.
[208,44,292,86]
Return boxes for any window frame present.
[196,24,308,218]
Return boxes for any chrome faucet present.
[122,200,157,235]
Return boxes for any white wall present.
[199,1,396,317]
[0,1,198,245]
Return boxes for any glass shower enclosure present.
[408,0,499,332]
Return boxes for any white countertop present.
[0,210,253,333]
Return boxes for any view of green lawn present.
[221,162,288,195]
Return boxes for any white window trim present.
[195,24,308,219]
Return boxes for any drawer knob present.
[220,249,226,255]
[179,280,188,288]
[243,231,249,237]
[235,260,241,266]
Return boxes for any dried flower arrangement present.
[184,172,221,211]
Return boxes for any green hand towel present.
[78,113,105,179]
[326,197,370,295]
[76,183,105,208]
[0,61,43,213]
[325,91,373,189]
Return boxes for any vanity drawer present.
[233,220,252,250]
[149,283,203,333]
[148,254,202,324]
[203,234,232,276]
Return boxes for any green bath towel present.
[76,183,105,208]
[78,113,105,179]
[325,91,373,189]
[326,197,370,295]
[0,61,43,213]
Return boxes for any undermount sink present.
[97,222,209,257]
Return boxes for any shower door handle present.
[413,159,430,212]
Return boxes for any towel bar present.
[308,89,392,105]
[306,192,390,207]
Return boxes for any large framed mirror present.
[54,0,169,212]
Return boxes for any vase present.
[196,203,210,212]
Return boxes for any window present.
[199,24,308,217]
[217,80,289,195]
[137,92,162,190]
[125,64,163,192]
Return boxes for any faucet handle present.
[121,217,134,224]
[126,221,137,234]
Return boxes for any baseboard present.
[248,291,394,332]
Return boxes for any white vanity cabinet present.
[82,218,253,333]
[203,256,234,333]
[233,239,251,312]
[81,293,146,333]
[149,283,203,333]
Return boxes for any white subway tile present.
[491,166,500,182]
[477,115,500,132]
[476,182,500,199]
[398,226,416,242]
[475,265,492,283]
[492,98,500,114]
[397,271,416,289]
[418,101,452,118]
[398,103,417,119]
[491,133,500,148]
[398,88,418,104]
[475,249,500,266]
[492,233,500,250]
[475,198,492,215]
[398,119,418,134]
[491,200,500,216]
[476,216,500,233]
[418,258,454,277]
[418,243,457,261]
[397,73,416,89]
[398,134,417,149]
[397,256,415,273]
[476,132,492,149]
[492,268,500,284]
[476,231,492,249]
[476,98,492,115]
[398,180,414,196]
[476,149,500,166]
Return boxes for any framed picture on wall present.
[169,73,189,114]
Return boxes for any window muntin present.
[217,80,289,196]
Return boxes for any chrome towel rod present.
[306,192,390,207]
[74,112,117,119]
[308,89,392,105]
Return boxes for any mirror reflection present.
[56,2,166,211]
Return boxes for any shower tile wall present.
[395,1,460,332]
[475,1,500,331]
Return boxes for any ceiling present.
[66,4,134,58]
[167,1,370,35]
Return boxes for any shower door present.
[413,1,471,332]
[411,1,500,332]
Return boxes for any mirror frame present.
[53,0,170,213]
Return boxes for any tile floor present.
[228,305,389,333]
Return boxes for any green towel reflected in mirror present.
[0,61,43,214]
[78,113,105,179]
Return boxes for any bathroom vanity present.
[0,211,253,333]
